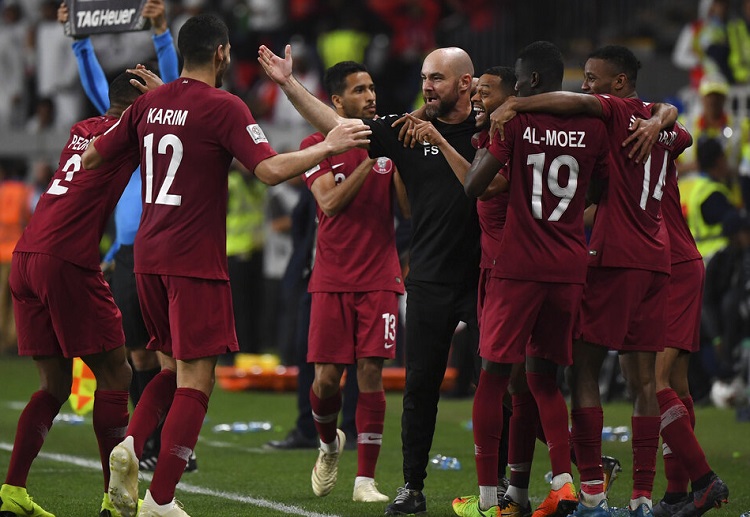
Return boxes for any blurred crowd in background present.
[2,0,750,409]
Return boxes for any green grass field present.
[0,357,747,517]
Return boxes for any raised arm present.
[311,158,375,217]
[490,92,603,140]
[144,0,179,83]
[254,122,371,185]
[258,44,349,137]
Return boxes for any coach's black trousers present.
[401,278,479,490]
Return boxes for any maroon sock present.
[681,396,696,429]
[571,407,604,496]
[657,388,711,482]
[631,415,660,500]
[127,369,176,458]
[149,388,208,505]
[473,369,509,486]
[93,389,129,491]
[663,442,689,494]
[5,390,63,487]
[508,391,539,489]
[356,391,385,478]
[310,387,341,445]
[526,372,570,477]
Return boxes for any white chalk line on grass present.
[0,442,343,517]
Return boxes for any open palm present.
[258,44,293,85]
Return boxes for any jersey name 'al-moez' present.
[522,127,587,148]
[147,108,188,126]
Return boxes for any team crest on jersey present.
[246,124,268,144]
[372,157,393,174]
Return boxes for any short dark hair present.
[588,45,641,86]
[109,72,145,107]
[178,14,229,66]
[517,41,564,85]
[697,137,725,171]
[482,66,517,95]
[324,61,369,98]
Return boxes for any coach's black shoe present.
[652,495,691,517]
[385,485,427,515]
[264,429,318,450]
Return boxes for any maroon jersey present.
[488,113,609,283]
[477,192,508,269]
[301,133,403,294]
[588,95,675,273]
[94,79,277,280]
[661,123,701,264]
[15,115,137,270]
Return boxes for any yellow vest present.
[226,170,266,257]
[686,176,732,260]
[728,18,750,83]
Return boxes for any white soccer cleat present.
[353,478,390,503]
[137,490,191,517]
[311,429,345,497]
[108,435,139,517]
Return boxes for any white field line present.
[0,442,343,517]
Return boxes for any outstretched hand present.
[324,120,372,155]
[126,65,164,93]
[57,2,68,23]
[404,114,444,147]
[489,99,517,141]
[258,44,293,86]
[623,116,661,164]
[142,0,167,34]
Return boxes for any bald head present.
[423,47,474,78]
[421,47,474,122]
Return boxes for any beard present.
[424,84,460,120]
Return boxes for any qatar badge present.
[373,157,393,175]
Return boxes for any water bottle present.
[601,426,614,441]
[613,426,630,442]
[54,413,85,425]
[544,471,553,483]
[430,454,461,470]
[212,421,272,433]
[246,421,272,432]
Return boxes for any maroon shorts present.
[577,267,669,352]
[477,267,491,328]
[308,290,400,364]
[10,252,124,358]
[135,273,238,361]
[480,277,582,366]
[665,259,704,353]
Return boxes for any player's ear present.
[331,94,343,111]
[530,71,540,89]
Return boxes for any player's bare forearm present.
[313,158,374,217]
[478,174,506,201]
[650,102,678,130]
[81,140,104,169]
[255,123,371,185]
[281,75,344,135]
[465,149,507,197]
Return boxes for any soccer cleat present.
[137,490,190,517]
[385,485,427,515]
[497,478,510,501]
[628,503,654,517]
[264,429,318,450]
[108,436,139,517]
[311,429,345,497]
[0,484,55,517]
[601,456,622,496]
[571,500,613,517]
[498,494,533,517]
[99,493,143,517]
[531,482,578,517]
[184,452,197,473]
[673,474,729,517]
[652,496,691,517]
[452,495,500,516]
[352,478,389,503]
